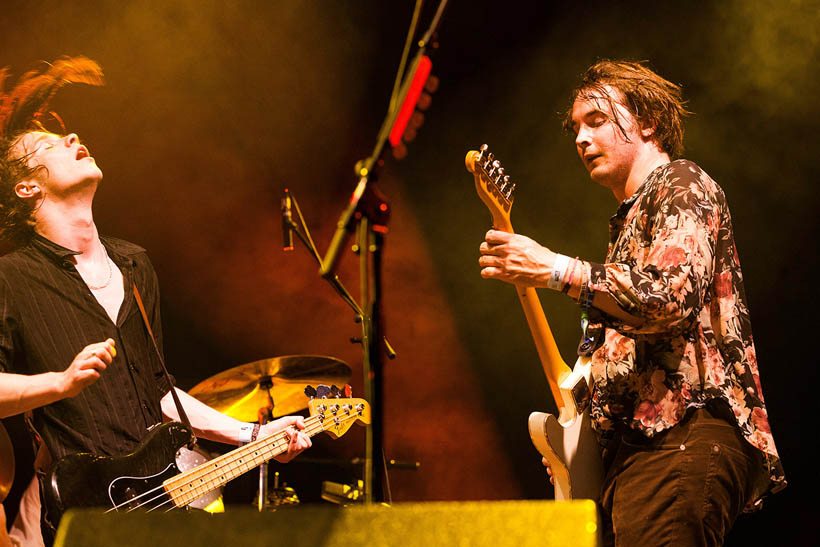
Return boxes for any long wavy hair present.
[0,57,103,248]
[563,60,690,158]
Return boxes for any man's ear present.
[640,119,657,139]
[14,180,42,200]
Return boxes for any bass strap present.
[132,283,195,440]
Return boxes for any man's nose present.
[63,133,79,146]
[575,128,591,148]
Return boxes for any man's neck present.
[613,147,671,203]
[34,198,100,257]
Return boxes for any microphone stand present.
[317,0,448,504]
[282,190,396,504]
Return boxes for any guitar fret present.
[164,411,363,508]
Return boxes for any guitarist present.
[478,60,785,546]
[0,59,311,546]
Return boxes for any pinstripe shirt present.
[0,234,172,460]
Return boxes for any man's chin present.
[588,167,609,186]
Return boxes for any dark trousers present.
[600,405,763,546]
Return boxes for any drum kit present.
[184,354,354,511]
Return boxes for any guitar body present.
[528,408,602,501]
[43,422,194,525]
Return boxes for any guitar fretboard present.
[163,403,364,507]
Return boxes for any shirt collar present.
[30,232,146,267]
[611,161,674,222]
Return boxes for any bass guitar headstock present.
[304,385,371,439]
[465,144,516,232]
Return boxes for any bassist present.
[0,58,311,546]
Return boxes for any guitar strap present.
[132,283,196,439]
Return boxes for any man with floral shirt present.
[478,60,785,545]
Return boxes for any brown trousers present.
[600,405,764,546]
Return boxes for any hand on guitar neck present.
[479,229,560,288]
[479,229,641,326]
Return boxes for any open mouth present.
[76,146,90,160]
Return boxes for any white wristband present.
[238,423,254,445]
[548,254,571,291]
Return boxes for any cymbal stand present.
[255,376,274,511]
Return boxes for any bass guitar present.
[465,145,602,500]
[43,388,370,525]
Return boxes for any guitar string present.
[161,413,332,507]
[104,407,362,513]
[108,420,318,513]
[160,411,359,512]
[164,409,363,508]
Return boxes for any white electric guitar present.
[465,145,602,500]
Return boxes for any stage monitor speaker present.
[55,500,600,547]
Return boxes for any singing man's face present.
[12,131,102,197]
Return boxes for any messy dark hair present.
[0,57,102,247]
[562,60,690,158]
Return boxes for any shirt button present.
[712,444,720,454]
[679,444,686,451]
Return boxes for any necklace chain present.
[85,242,113,291]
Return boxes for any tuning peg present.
[505,183,516,199]
[315,385,332,399]
[304,385,318,399]
[344,384,352,397]
[499,175,511,193]
[488,159,501,178]
[330,385,342,398]
[494,167,505,185]
[484,152,494,170]
[476,144,488,163]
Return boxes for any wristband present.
[547,254,571,291]
[238,423,255,445]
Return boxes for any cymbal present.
[188,355,351,422]
[0,421,13,503]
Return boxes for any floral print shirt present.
[579,159,785,504]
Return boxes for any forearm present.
[561,262,643,327]
[161,388,247,445]
[0,371,67,419]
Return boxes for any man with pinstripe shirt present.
[0,65,312,544]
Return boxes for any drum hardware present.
[386,459,421,470]
[321,479,364,506]
[257,471,299,511]
[255,376,275,512]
